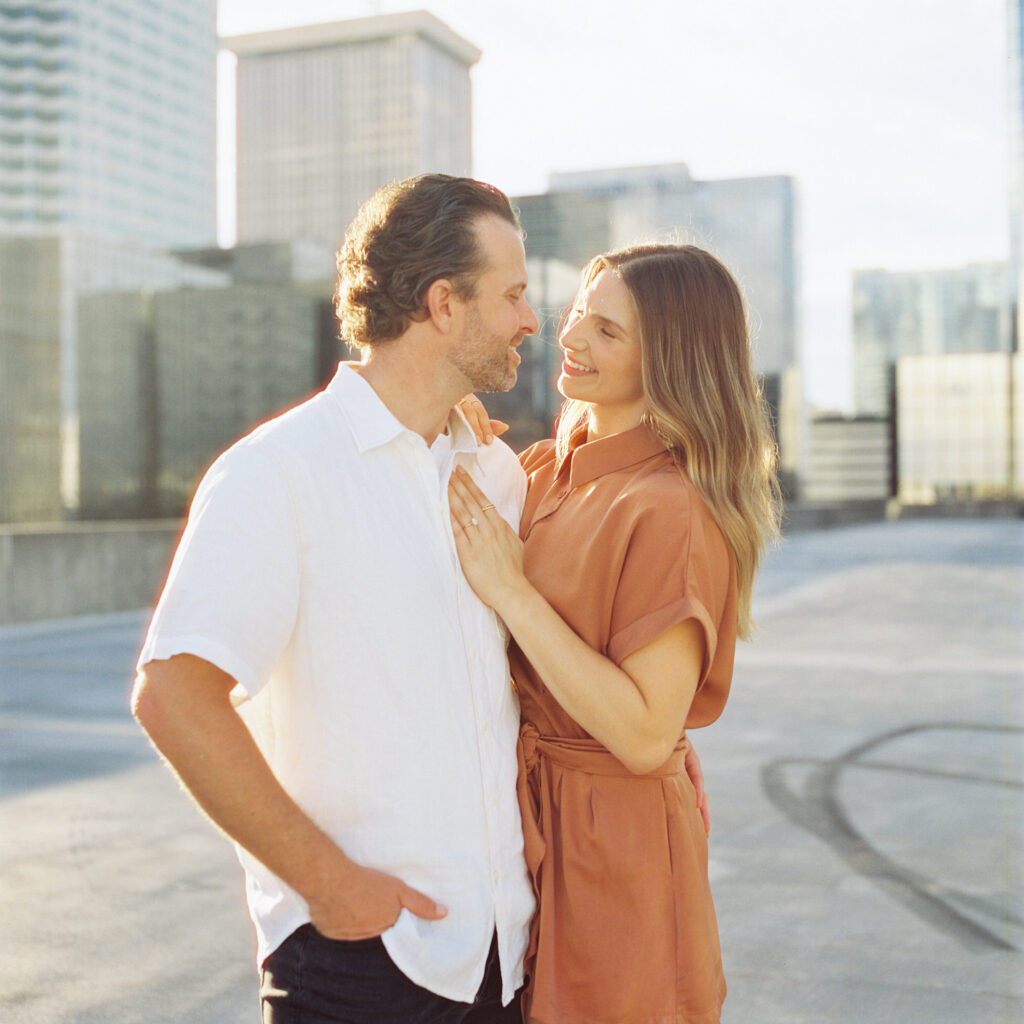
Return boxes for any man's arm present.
[131,653,446,939]
[684,741,710,836]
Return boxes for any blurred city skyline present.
[1,0,1018,623]
[1,1,1016,535]
[216,0,1010,412]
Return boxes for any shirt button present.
[468,648,478,660]
[481,721,489,733]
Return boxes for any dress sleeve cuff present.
[607,595,718,686]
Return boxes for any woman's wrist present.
[493,577,545,634]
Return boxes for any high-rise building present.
[75,278,332,519]
[0,235,338,524]
[0,0,217,248]
[224,11,479,248]
[1009,0,1024,347]
[851,262,1010,416]
[896,352,1022,504]
[0,236,63,521]
[803,415,891,505]
[0,234,229,522]
[147,279,331,516]
[516,165,800,379]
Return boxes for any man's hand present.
[448,467,528,615]
[684,741,711,836]
[132,655,447,941]
[307,859,448,941]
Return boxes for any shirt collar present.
[560,421,670,490]
[447,402,484,457]
[326,362,482,461]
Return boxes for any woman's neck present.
[586,403,647,443]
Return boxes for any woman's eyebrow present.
[594,312,627,333]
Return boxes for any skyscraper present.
[896,351,1022,504]
[515,165,800,380]
[0,1,219,521]
[224,10,479,247]
[1009,0,1024,347]
[0,233,228,522]
[0,0,217,248]
[851,262,1010,416]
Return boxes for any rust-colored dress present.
[512,424,738,1024]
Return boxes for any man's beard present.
[450,305,520,394]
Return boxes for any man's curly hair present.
[335,174,520,348]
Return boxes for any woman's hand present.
[456,394,509,445]
[448,467,528,613]
[450,468,704,775]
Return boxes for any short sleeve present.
[605,493,726,696]
[137,441,301,696]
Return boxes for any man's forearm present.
[131,653,445,938]
[132,653,348,903]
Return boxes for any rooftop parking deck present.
[1,517,1021,1023]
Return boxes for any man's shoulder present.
[475,435,523,472]
[228,388,346,460]
[251,387,337,443]
[197,388,345,498]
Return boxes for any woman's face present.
[557,268,646,435]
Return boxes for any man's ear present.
[424,277,462,334]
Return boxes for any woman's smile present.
[562,353,596,375]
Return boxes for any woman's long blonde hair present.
[556,243,781,638]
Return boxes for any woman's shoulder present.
[628,459,729,555]
[621,453,696,515]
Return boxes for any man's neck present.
[354,346,464,447]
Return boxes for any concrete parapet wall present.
[782,500,889,533]
[780,498,1024,535]
[895,499,1024,520]
[4,500,1020,625]
[0,521,181,625]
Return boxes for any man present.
[132,175,539,1023]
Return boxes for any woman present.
[448,243,781,1024]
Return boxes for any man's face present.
[448,216,539,393]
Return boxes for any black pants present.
[260,925,523,1024]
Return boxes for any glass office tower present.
[0,0,217,248]
[225,10,479,248]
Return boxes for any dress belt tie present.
[518,721,688,778]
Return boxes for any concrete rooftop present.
[1,517,1021,1023]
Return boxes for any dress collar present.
[559,422,670,491]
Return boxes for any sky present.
[216,0,1010,411]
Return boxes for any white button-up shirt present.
[138,364,534,1004]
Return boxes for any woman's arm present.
[449,467,704,776]
[456,394,508,444]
